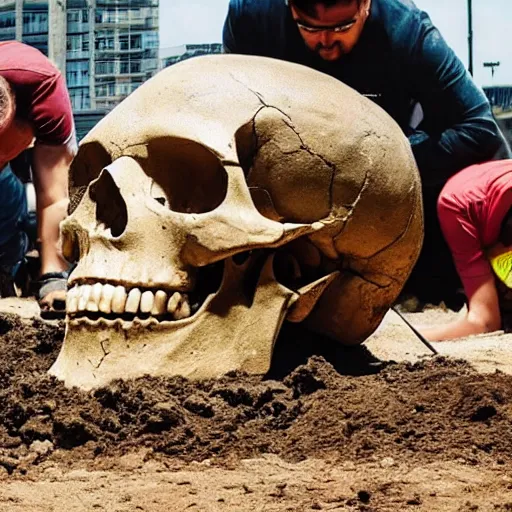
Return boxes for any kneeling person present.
[419,159,512,341]
[0,41,76,314]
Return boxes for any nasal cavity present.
[89,170,128,237]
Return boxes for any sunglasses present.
[285,0,362,34]
[295,19,357,33]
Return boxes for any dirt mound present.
[1,312,512,476]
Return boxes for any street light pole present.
[467,0,473,75]
[483,61,500,79]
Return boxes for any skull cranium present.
[50,55,423,390]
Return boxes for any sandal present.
[38,271,68,320]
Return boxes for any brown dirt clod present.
[0,312,512,475]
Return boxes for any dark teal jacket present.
[223,0,509,187]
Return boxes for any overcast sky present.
[159,0,510,87]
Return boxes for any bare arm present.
[420,276,501,341]
[32,135,77,275]
[419,180,502,341]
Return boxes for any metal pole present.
[467,0,474,75]
[392,307,439,355]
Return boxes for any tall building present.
[160,43,222,69]
[0,0,64,63]
[0,0,159,138]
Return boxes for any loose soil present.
[1,311,512,511]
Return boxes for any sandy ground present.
[3,456,512,512]
[369,307,512,374]
[1,297,512,512]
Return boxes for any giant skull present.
[50,55,423,390]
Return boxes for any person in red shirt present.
[419,159,512,341]
[0,41,76,316]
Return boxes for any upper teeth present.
[67,284,191,320]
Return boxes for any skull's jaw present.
[65,262,222,325]
[49,255,298,390]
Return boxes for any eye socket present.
[69,142,113,214]
[144,138,228,214]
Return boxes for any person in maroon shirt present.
[418,159,512,341]
[0,41,76,316]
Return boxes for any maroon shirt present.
[0,41,73,146]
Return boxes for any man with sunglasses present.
[223,0,509,307]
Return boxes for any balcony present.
[0,27,15,41]
[66,49,90,60]
[95,15,158,29]
[23,23,48,35]
[68,0,88,9]
[67,22,89,34]
[95,69,116,78]
[94,84,143,105]
[95,46,144,55]
[68,79,90,88]
[95,65,145,78]
[96,0,158,8]
[95,72,145,81]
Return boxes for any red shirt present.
[0,41,73,145]
[437,159,512,298]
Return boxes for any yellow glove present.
[488,243,512,288]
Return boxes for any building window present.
[118,82,131,96]
[67,60,89,87]
[95,36,114,51]
[23,11,48,34]
[95,82,115,98]
[67,8,90,34]
[70,87,90,111]
[95,60,115,75]
[67,11,80,24]
[130,8,141,21]
[67,35,80,52]
[130,34,141,50]
[67,34,89,55]
[143,31,158,49]
[118,60,142,74]
[117,9,128,21]
[95,7,130,24]
[95,84,107,97]
[0,11,15,29]
[130,61,141,73]
[119,35,129,51]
